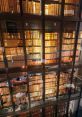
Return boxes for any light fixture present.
[11,59,14,63]
[25,22,28,26]
[22,65,25,69]
[11,10,14,14]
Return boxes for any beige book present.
[28,1,32,13]
[17,0,20,13]
[45,4,49,15]
[35,2,40,14]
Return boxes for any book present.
[0,0,20,13]
[9,0,17,13]
[45,4,60,16]
[0,0,9,12]
[64,5,75,16]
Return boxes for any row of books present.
[3,33,20,39]
[45,4,61,16]
[63,32,75,38]
[23,1,61,15]
[0,72,70,106]
[64,5,77,16]
[62,56,79,63]
[45,41,58,46]
[0,0,20,13]
[0,55,80,65]
[62,57,72,62]
[0,59,57,67]
[26,40,41,46]
[3,32,77,40]
[4,40,21,47]
[27,1,40,15]
[62,45,74,50]
[0,51,80,61]
[4,38,81,49]
[62,57,79,63]
[4,31,81,41]
[65,0,79,3]
[0,0,79,16]
[3,31,78,40]
[45,33,58,40]
[29,72,69,100]
[1,31,81,65]
[5,48,24,56]
[62,51,73,56]
[63,39,74,44]
[25,31,41,39]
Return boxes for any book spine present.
[17,0,19,13]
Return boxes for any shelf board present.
[0,13,80,22]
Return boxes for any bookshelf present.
[0,0,82,116]
[2,33,25,68]
[0,71,70,109]
[45,32,59,64]
[1,30,82,67]
[29,74,42,102]
[25,30,42,66]
[62,32,75,63]
[0,0,79,17]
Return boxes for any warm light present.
[22,65,25,69]
[11,10,14,14]
[25,22,28,26]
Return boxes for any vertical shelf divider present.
[41,0,46,116]
[19,0,31,116]
[66,0,82,116]
[55,0,64,117]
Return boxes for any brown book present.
[2,0,9,12]
[22,0,26,13]
[56,4,58,16]
[26,0,28,13]
[35,2,40,14]
[28,1,32,13]
[8,0,17,13]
